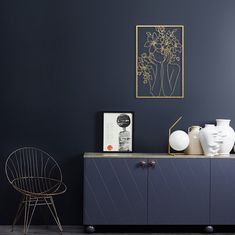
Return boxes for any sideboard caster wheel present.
[85,226,95,233]
[205,226,214,233]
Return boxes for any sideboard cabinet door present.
[148,159,210,225]
[211,159,235,224]
[84,158,148,225]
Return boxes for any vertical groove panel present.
[211,159,235,225]
[84,158,148,225]
[148,159,210,225]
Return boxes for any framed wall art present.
[103,112,134,152]
[136,25,184,98]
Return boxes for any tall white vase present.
[199,124,223,156]
[216,119,235,155]
[185,126,203,155]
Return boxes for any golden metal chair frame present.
[5,147,67,234]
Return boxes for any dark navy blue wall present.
[0,0,235,225]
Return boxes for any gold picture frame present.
[136,25,184,98]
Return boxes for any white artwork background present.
[103,113,133,151]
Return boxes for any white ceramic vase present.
[199,124,223,156]
[216,119,235,155]
[185,126,203,155]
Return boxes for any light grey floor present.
[0,226,235,235]
[0,226,81,235]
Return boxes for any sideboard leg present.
[205,226,214,233]
[85,225,95,233]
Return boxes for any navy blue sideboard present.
[83,153,235,232]
[211,159,235,224]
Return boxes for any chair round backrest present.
[5,147,62,195]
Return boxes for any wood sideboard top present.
[84,152,235,159]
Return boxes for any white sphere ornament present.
[169,130,190,151]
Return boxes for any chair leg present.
[44,197,63,232]
[12,196,25,231]
[23,196,38,235]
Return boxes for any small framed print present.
[103,112,134,152]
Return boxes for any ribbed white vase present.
[199,124,222,156]
[216,119,235,155]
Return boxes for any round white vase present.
[216,119,235,155]
[199,124,223,156]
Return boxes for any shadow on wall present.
[95,112,103,152]
[61,153,84,225]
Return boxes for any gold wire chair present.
[5,147,67,234]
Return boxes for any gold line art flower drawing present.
[137,26,183,97]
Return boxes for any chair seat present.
[11,177,67,197]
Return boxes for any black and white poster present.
[103,112,133,152]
